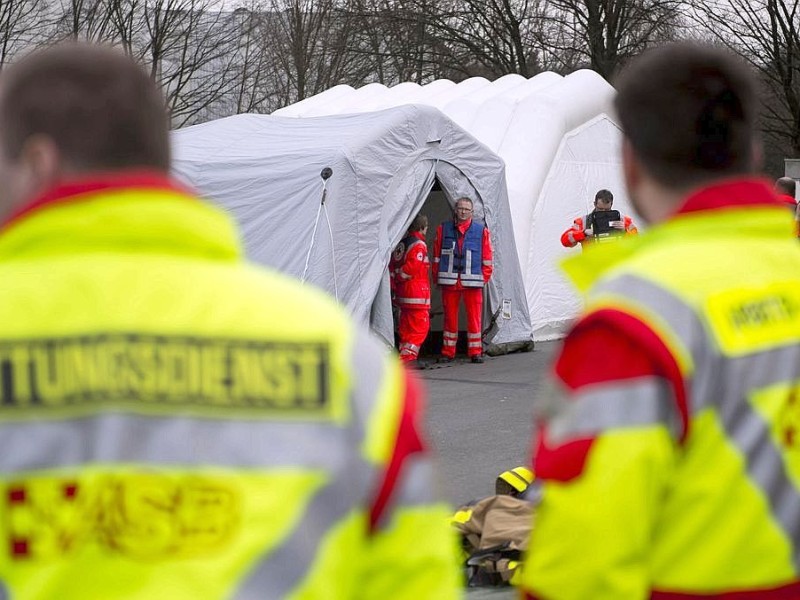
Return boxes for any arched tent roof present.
[171,105,532,352]
[273,70,633,340]
[272,84,353,117]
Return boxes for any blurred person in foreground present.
[519,41,800,599]
[0,42,460,599]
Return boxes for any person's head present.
[495,466,534,497]
[614,42,760,224]
[454,197,474,224]
[593,189,614,211]
[776,176,796,197]
[409,213,428,236]
[0,42,171,219]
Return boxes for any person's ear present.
[622,138,641,197]
[20,134,62,193]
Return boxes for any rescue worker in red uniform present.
[520,42,800,600]
[392,214,431,364]
[560,188,638,248]
[0,43,461,599]
[433,197,493,363]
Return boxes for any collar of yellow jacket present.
[0,170,242,261]
[562,178,794,294]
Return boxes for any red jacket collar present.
[411,231,426,241]
[455,218,472,234]
[675,178,783,215]
[3,170,195,229]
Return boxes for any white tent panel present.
[502,71,563,103]
[499,70,616,280]
[272,84,354,117]
[442,73,527,130]
[526,115,630,339]
[411,79,457,102]
[346,81,421,114]
[422,76,491,110]
[301,82,386,117]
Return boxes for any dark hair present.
[776,176,796,197]
[614,42,759,188]
[595,189,613,204]
[0,42,170,171]
[409,213,428,232]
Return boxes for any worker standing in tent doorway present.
[393,214,431,365]
[434,197,493,363]
[560,189,637,248]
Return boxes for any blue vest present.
[437,220,484,287]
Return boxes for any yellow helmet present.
[496,466,535,495]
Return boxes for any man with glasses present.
[433,197,493,363]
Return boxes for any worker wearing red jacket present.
[393,214,431,363]
[433,197,493,363]
[560,189,638,248]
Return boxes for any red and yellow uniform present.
[0,172,461,599]
[394,231,431,362]
[560,213,638,248]
[520,179,800,599]
[433,219,493,358]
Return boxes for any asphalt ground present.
[418,340,561,598]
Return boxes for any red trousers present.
[398,308,430,362]
[441,287,483,358]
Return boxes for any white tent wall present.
[468,73,563,151]
[272,84,353,117]
[171,105,533,353]
[527,115,632,339]
[301,82,387,117]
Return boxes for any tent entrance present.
[392,184,477,358]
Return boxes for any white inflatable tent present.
[171,105,533,354]
[274,71,638,340]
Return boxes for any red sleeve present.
[482,227,493,282]
[400,242,428,280]
[368,368,427,532]
[534,308,689,482]
[560,217,586,248]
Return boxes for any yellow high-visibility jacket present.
[0,172,461,599]
[519,179,800,599]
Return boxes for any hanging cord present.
[301,167,338,302]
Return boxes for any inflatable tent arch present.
[171,105,533,355]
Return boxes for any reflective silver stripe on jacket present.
[372,454,439,532]
[234,327,392,598]
[593,272,800,566]
[546,377,680,445]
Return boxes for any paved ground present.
[418,341,560,598]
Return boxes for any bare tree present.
[542,0,683,78]
[56,0,115,40]
[0,0,50,66]
[386,0,544,79]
